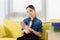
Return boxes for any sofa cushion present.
[0,25,6,38]
[4,18,23,38]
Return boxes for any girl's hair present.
[26,5,35,10]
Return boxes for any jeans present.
[17,33,39,40]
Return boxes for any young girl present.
[17,5,42,40]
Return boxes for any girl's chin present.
[29,16,31,17]
[29,15,33,17]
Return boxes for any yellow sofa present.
[0,18,50,40]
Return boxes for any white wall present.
[46,0,60,21]
[0,0,5,24]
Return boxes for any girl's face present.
[26,8,36,18]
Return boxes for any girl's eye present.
[30,10,32,12]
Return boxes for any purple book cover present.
[21,21,26,29]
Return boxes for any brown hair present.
[26,5,35,10]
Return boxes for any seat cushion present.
[0,38,16,40]
[4,18,23,38]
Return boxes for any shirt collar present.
[28,17,36,21]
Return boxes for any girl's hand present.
[22,26,31,34]
[25,26,34,32]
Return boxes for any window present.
[5,0,46,22]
